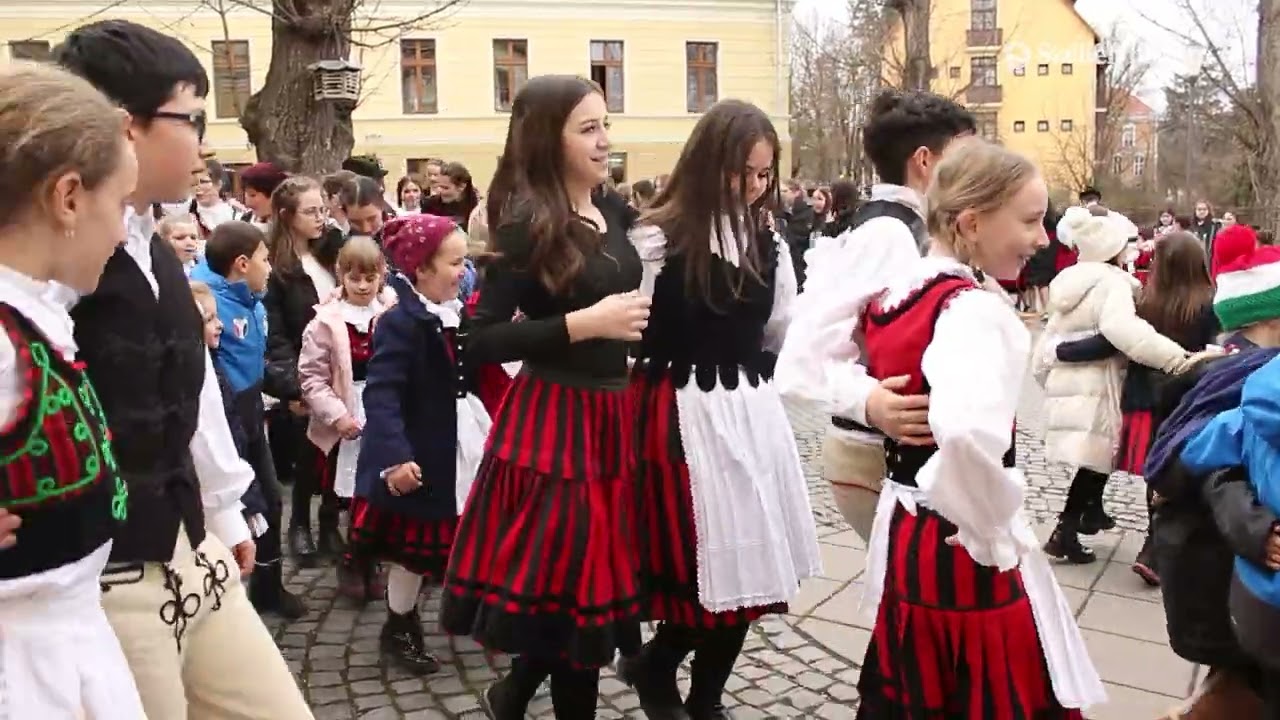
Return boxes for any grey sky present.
[791,0,1258,111]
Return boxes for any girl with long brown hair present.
[439,75,651,719]
[619,99,821,719]
[1054,230,1219,583]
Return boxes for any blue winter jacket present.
[1182,351,1280,608]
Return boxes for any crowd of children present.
[12,15,1280,720]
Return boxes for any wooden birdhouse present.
[308,60,362,102]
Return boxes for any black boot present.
[249,562,307,619]
[1077,502,1116,535]
[481,656,550,720]
[288,523,318,568]
[550,666,600,720]
[317,503,346,557]
[380,608,440,675]
[685,626,747,720]
[1042,520,1096,564]
[617,624,693,720]
[336,556,368,603]
[1132,534,1160,586]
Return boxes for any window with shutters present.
[211,40,251,119]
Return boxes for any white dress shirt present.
[774,183,925,433]
[39,207,256,550]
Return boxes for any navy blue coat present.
[353,275,469,521]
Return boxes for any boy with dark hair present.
[54,19,312,719]
[776,88,976,540]
[192,222,307,620]
[777,177,816,284]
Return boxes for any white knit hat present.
[1059,206,1130,263]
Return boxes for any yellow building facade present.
[886,0,1102,193]
[0,0,792,187]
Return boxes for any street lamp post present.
[1183,49,1204,204]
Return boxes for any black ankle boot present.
[685,625,747,720]
[249,563,307,620]
[380,608,440,675]
[1078,502,1116,535]
[482,656,550,720]
[317,508,346,556]
[1043,521,1096,564]
[617,625,693,720]
[288,523,318,568]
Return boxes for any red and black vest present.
[0,305,126,578]
[862,274,979,486]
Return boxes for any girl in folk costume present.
[620,99,821,720]
[190,158,237,242]
[298,236,395,601]
[0,62,145,719]
[439,75,651,719]
[351,214,492,674]
[853,140,1105,717]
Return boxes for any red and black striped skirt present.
[440,372,643,668]
[857,503,1082,719]
[630,371,786,628]
[1117,409,1154,476]
[346,497,457,579]
[309,443,338,495]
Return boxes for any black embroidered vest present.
[72,235,207,562]
[0,306,126,578]
[634,228,780,390]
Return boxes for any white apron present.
[0,542,146,720]
[455,394,491,512]
[333,380,367,499]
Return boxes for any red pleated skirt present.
[346,496,457,578]
[630,371,786,627]
[857,504,1083,719]
[440,372,642,668]
[1116,409,1154,476]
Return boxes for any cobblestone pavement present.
[270,367,1158,719]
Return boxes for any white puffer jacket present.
[1033,261,1192,472]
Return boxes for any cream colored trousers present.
[100,528,313,720]
[822,428,886,542]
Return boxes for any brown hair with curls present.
[266,175,322,272]
[486,74,606,295]
[641,99,780,306]
[925,138,1038,265]
[1138,230,1214,345]
[0,62,128,229]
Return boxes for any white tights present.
[385,564,424,614]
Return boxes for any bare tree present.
[886,0,932,90]
[201,0,465,173]
[1091,27,1152,185]
[1141,0,1280,231]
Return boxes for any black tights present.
[499,656,600,720]
[1059,467,1108,523]
[645,623,750,712]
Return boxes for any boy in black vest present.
[776,89,976,540]
[54,20,312,719]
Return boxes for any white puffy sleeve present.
[763,232,797,352]
[916,288,1034,570]
[774,217,919,425]
[629,224,667,298]
[190,349,254,549]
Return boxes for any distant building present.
[883,0,1104,193]
[1,0,791,188]
[1110,94,1159,189]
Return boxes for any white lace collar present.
[0,264,77,360]
[413,288,463,329]
[339,299,382,332]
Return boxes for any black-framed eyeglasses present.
[151,110,207,142]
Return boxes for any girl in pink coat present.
[298,236,395,600]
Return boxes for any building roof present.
[1124,94,1155,119]
[1067,0,1102,44]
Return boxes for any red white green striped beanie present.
[1214,246,1280,330]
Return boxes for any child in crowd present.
[352,214,491,674]
[160,212,201,273]
[191,220,306,619]
[1035,206,1208,563]
[298,236,394,601]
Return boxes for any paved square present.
[272,369,1196,718]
